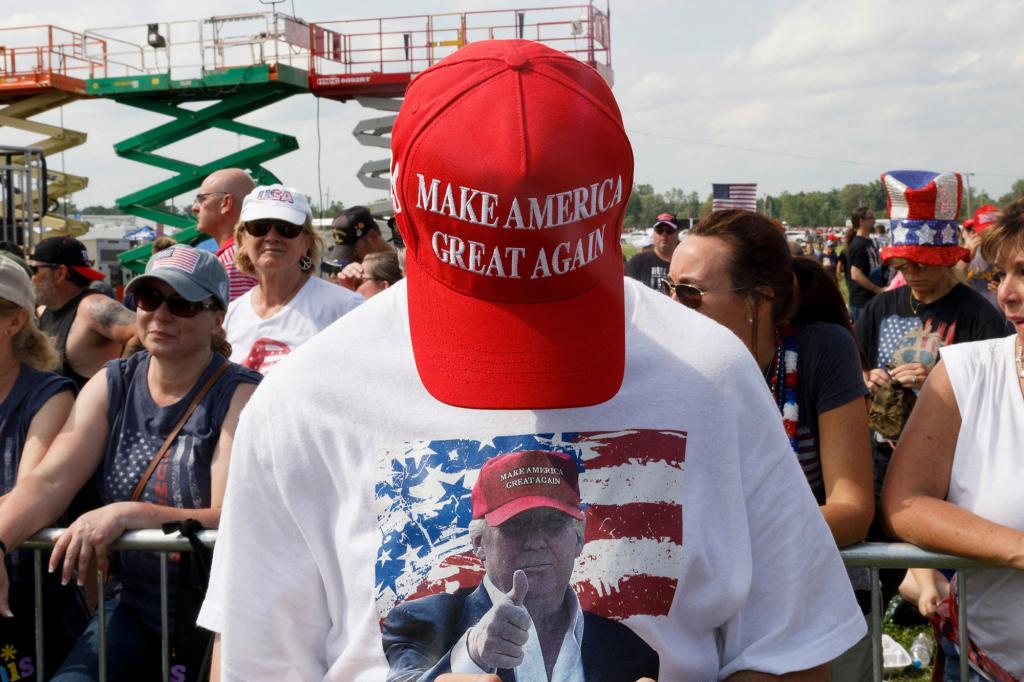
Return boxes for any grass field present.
[884,618,933,680]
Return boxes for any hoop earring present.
[299,254,313,271]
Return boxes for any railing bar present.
[870,567,882,682]
[958,569,969,682]
[97,570,107,682]
[161,552,170,682]
[33,549,45,680]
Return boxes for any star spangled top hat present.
[880,170,970,267]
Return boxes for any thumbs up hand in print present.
[467,569,532,670]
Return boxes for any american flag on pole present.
[374,429,685,622]
[712,183,758,212]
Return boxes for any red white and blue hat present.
[880,170,970,267]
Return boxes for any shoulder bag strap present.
[130,359,230,503]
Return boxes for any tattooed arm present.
[84,296,137,345]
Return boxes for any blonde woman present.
[226,185,363,374]
[0,256,83,669]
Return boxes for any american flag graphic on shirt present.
[374,429,685,621]
[712,183,758,212]
[152,245,200,274]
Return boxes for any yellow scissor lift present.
[0,25,106,237]
[83,13,312,273]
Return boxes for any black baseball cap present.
[30,237,105,281]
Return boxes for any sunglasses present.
[653,224,678,235]
[134,286,219,318]
[244,221,304,239]
[888,259,929,274]
[193,191,227,204]
[659,278,746,309]
[28,264,57,275]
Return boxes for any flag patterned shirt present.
[216,237,258,302]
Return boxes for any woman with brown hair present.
[667,209,874,679]
[0,245,261,680]
[882,197,1024,680]
[227,185,362,374]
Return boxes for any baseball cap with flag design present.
[390,39,634,409]
[126,244,229,309]
[880,170,970,267]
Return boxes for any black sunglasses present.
[244,221,304,239]
[659,278,746,309]
[134,286,218,318]
[29,264,57,275]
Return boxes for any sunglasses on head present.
[659,278,746,309]
[244,221,304,239]
[134,286,219,318]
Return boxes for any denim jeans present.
[939,635,989,682]
[850,305,865,324]
[52,594,163,682]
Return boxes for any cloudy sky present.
[4,0,1022,215]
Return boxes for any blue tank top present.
[103,352,261,630]
[0,366,74,582]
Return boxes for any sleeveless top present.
[0,366,74,582]
[942,335,1024,676]
[39,288,102,390]
[103,351,262,630]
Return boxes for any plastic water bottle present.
[910,632,933,668]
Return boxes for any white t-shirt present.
[224,275,362,375]
[200,278,865,681]
[943,335,1024,676]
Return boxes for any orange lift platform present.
[307,3,612,193]
[0,25,107,236]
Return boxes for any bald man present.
[192,168,258,301]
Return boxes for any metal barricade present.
[21,528,215,681]
[15,534,997,680]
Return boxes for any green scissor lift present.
[88,63,308,273]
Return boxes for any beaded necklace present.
[766,323,800,454]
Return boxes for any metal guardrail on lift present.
[308,3,613,101]
[0,25,107,94]
[0,26,107,235]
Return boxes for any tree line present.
[625,179,1024,230]
[57,178,1024,230]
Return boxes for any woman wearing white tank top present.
[882,198,1024,681]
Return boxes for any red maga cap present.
[471,450,583,527]
[390,39,634,409]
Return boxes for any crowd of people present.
[0,37,1018,682]
[637,173,1022,680]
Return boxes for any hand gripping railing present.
[21,528,215,682]
[16,534,994,681]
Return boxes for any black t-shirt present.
[793,323,869,504]
[845,236,881,307]
[855,283,1008,370]
[625,251,671,291]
